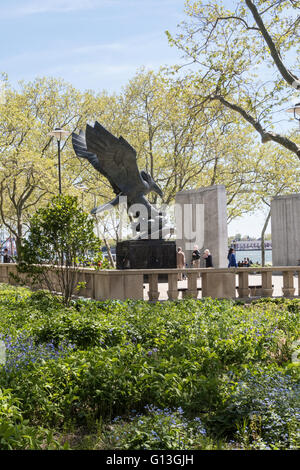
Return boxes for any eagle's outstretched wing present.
[72,129,120,195]
[73,122,145,196]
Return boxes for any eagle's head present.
[140,171,163,197]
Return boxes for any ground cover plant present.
[0,284,299,450]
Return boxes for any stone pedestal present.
[201,272,236,299]
[175,185,228,268]
[116,239,176,270]
[94,271,144,301]
[271,194,300,266]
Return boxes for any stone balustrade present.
[0,263,299,302]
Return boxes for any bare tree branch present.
[212,94,300,158]
[245,0,300,89]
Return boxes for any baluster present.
[167,273,178,300]
[261,271,273,297]
[238,271,249,298]
[148,273,159,301]
[282,271,295,297]
[186,271,198,299]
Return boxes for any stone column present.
[186,272,198,298]
[271,194,300,266]
[175,185,228,268]
[282,271,295,297]
[167,273,178,300]
[148,274,159,301]
[261,271,273,297]
[238,271,249,298]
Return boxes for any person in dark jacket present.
[203,249,213,268]
[192,244,201,277]
[191,245,200,268]
[228,248,237,268]
[3,248,12,263]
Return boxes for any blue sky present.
[0,0,273,237]
[0,0,186,92]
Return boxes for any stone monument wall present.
[271,193,300,266]
[175,185,228,268]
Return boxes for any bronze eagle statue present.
[72,122,163,231]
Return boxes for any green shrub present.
[0,285,298,449]
[0,388,64,449]
[17,195,102,305]
[107,406,210,450]
[208,366,300,449]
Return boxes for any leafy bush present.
[0,388,64,450]
[209,366,300,449]
[0,284,298,449]
[0,332,75,374]
[107,405,209,450]
[17,195,102,305]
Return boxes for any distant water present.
[235,250,272,265]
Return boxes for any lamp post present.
[286,103,300,130]
[48,127,70,194]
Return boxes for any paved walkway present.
[143,274,299,301]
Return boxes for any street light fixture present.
[48,127,70,194]
[286,103,300,130]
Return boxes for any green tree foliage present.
[0,77,112,255]
[1,62,298,249]
[18,195,102,305]
[114,69,264,221]
[167,0,300,158]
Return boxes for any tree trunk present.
[16,217,23,260]
[261,209,271,267]
[93,213,116,268]
[15,236,23,262]
[103,237,115,268]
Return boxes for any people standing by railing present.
[176,247,185,281]
[192,245,201,268]
[228,248,237,268]
[2,248,13,263]
[203,249,213,268]
[192,245,201,278]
